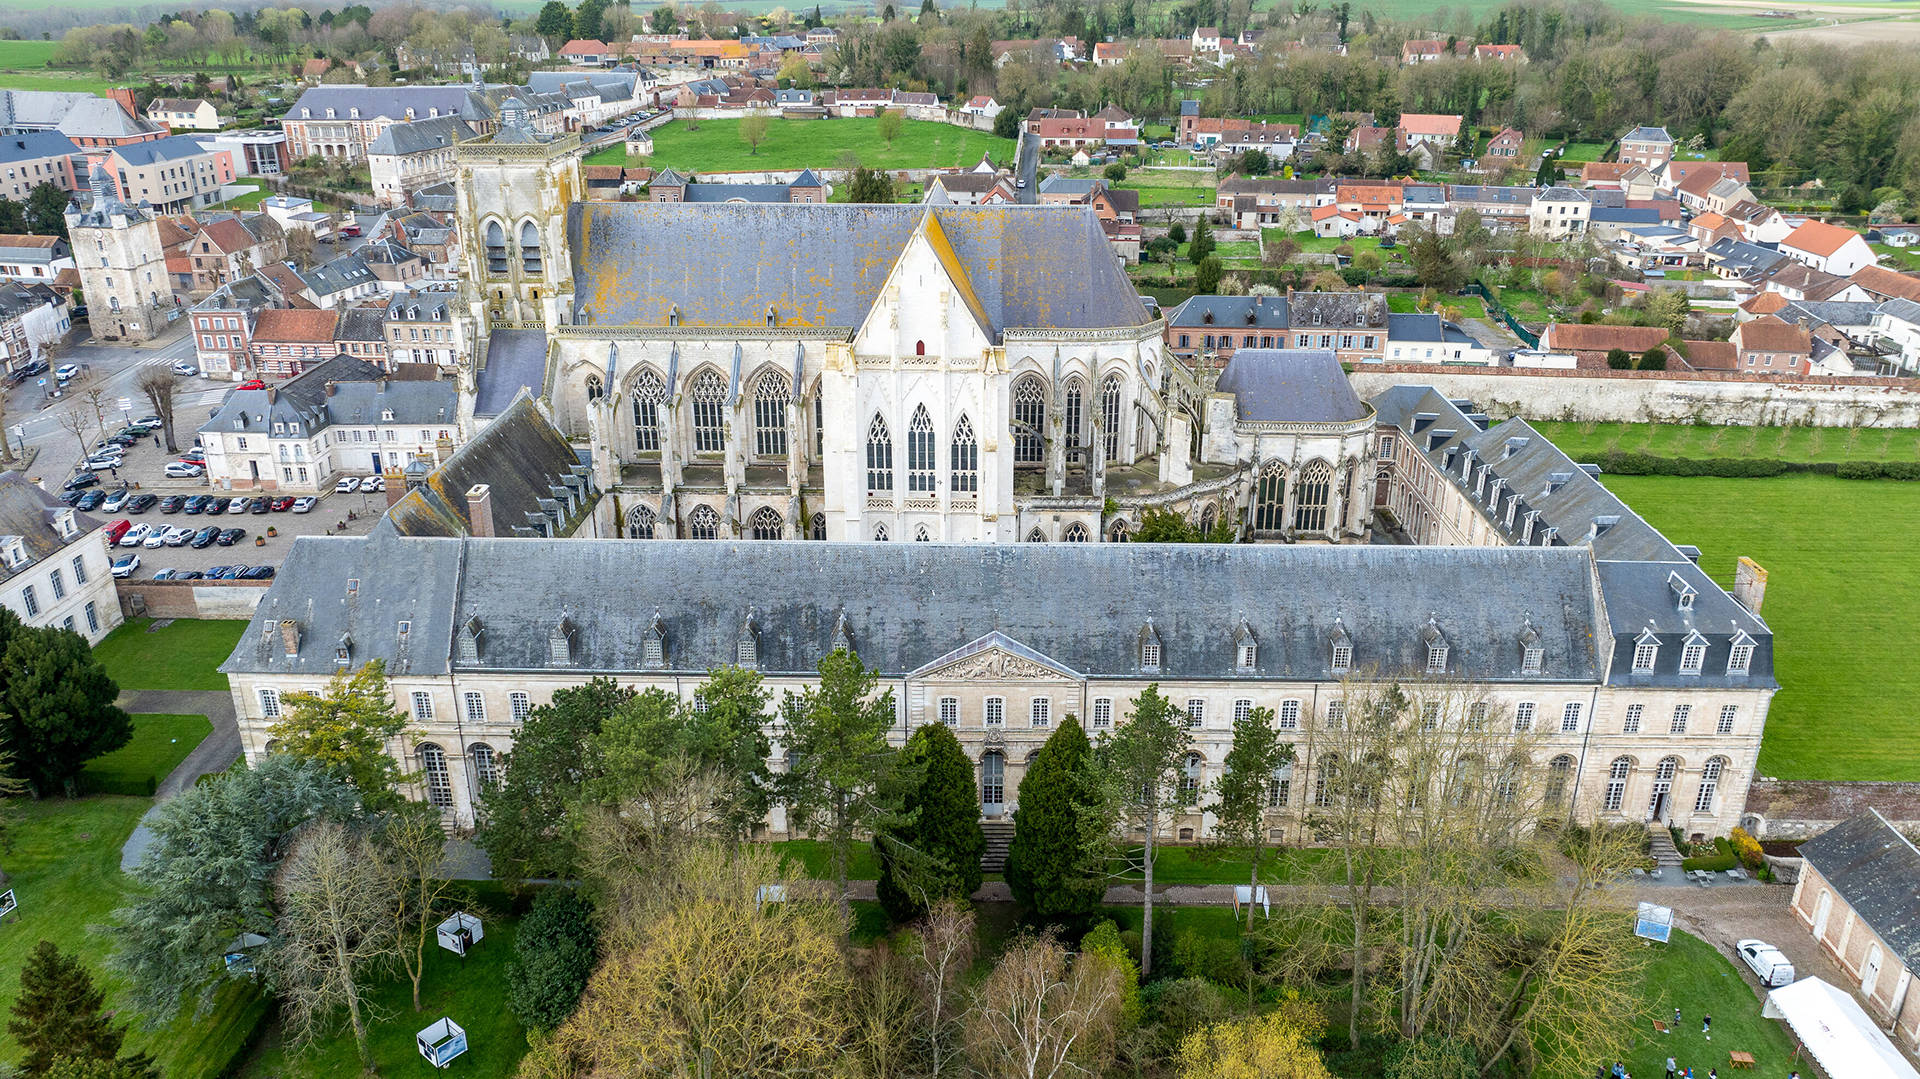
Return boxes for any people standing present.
[1665,1056,1678,1079]
[1675,1006,1683,1028]
[1702,1013,1712,1041]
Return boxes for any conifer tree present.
[8,941,138,1078]
[875,722,985,921]
[1004,718,1104,925]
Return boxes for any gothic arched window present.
[1293,460,1333,533]
[950,414,978,493]
[1063,377,1084,450]
[1253,463,1286,532]
[688,504,719,539]
[866,414,893,494]
[749,506,783,540]
[484,221,507,274]
[632,369,664,452]
[1063,522,1089,542]
[907,405,936,492]
[1100,374,1123,462]
[1012,375,1046,465]
[691,371,726,454]
[753,372,789,458]
[519,221,542,274]
[627,504,656,539]
[584,374,603,401]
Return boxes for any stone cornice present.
[554,324,853,342]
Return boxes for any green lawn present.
[1558,141,1612,163]
[216,179,273,211]
[79,713,212,795]
[583,142,627,167]
[1601,474,1920,779]
[1118,183,1218,207]
[771,838,882,880]
[93,617,248,692]
[0,70,115,94]
[0,41,58,67]
[1536,421,1920,465]
[1870,242,1920,273]
[1387,292,1489,319]
[0,796,270,1079]
[1615,929,1798,1079]
[636,117,1014,174]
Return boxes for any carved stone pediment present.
[926,647,1070,683]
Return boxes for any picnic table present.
[1729,1050,1755,1069]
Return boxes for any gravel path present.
[117,687,240,872]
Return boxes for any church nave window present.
[691,372,726,454]
[907,406,936,492]
[950,415,978,493]
[753,373,789,458]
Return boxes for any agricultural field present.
[620,117,1014,174]
[1599,473,1920,781]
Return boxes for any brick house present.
[1789,809,1920,1053]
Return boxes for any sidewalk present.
[117,687,241,872]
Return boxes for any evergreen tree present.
[1004,718,1104,926]
[847,165,896,204]
[572,0,607,41]
[506,890,600,1034]
[24,183,68,238]
[1194,255,1223,293]
[477,677,632,880]
[874,722,985,921]
[8,941,137,1078]
[0,619,131,795]
[1188,214,1215,263]
[535,0,574,43]
[781,648,898,915]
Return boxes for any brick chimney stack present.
[466,484,494,537]
[1733,556,1768,614]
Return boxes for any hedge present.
[1592,451,1920,481]
[1681,836,1739,872]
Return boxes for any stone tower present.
[66,165,171,342]
[453,97,583,335]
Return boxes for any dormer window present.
[736,609,759,668]
[1679,632,1707,674]
[1232,620,1256,671]
[335,632,353,666]
[1328,618,1353,673]
[549,617,574,666]
[1238,640,1256,670]
[1668,571,1697,612]
[1727,631,1754,675]
[1631,630,1659,673]
[1421,619,1448,674]
[1138,621,1163,671]
[830,611,854,656]
[644,612,666,668]
[667,305,680,327]
[1521,646,1543,674]
[456,616,482,663]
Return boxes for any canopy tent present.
[1762,977,1920,1079]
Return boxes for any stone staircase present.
[981,820,1015,873]
[1649,825,1685,874]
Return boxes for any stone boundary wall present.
[1346,364,1920,427]
[1740,778,1920,840]
[117,579,270,620]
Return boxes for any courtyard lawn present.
[1613,929,1798,1079]
[583,141,627,167]
[79,712,212,795]
[1386,292,1489,319]
[639,117,1014,174]
[93,617,248,692]
[1535,420,1920,465]
[772,838,882,880]
[1119,183,1218,207]
[216,178,272,211]
[1600,474,1920,780]
[1557,141,1612,163]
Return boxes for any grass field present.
[1601,474,1920,780]
[0,41,58,67]
[1386,291,1489,319]
[1535,420,1920,464]
[216,178,273,211]
[0,70,114,94]
[93,617,247,691]
[1557,141,1612,163]
[80,712,211,794]
[1615,929,1797,1079]
[627,117,1014,174]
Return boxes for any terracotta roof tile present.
[253,307,340,343]
[1782,219,1861,258]
[1734,314,1812,354]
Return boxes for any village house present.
[0,472,122,645]
[1778,219,1878,277]
[1789,809,1920,1054]
[367,115,476,208]
[1402,38,1469,63]
[1729,314,1814,374]
[0,282,71,373]
[0,235,73,285]
[147,98,225,131]
[1618,126,1674,168]
[186,215,285,293]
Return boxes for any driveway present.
[117,687,242,872]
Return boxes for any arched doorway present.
[1813,888,1832,939]
[980,751,1006,817]
[1649,756,1679,823]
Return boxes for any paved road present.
[1015,131,1038,204]
[117,687,241,872]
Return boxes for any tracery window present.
[907,405,936,492]
[950,414,978,493]
[866,415,893,493]
[1012,376,1045,464]
[1293,460,1333,533]
[688,504,719,539]
[753,372,789,458]
[691,372,726,454]
[632,369,664,451]
[1101,375,1122,462]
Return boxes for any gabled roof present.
[475,328,548,418]
[1781,219,1864,258]
[1850,265,1920,304]
[1797,810,1920,964]
[1215,349,1369,423]
[1623,125,1671,143]
[57,98,160,139]
[1166,294,1289,329]
[253,307,340,343]
[383,392,590,540]
[1399,113,1462,137]
[1733,314,1813,354]
[0,471,106,582]
[367,115,475,157]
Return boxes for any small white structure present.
[1634,901,1673,943]
[755,884,788,910]
[1763,977,1920,1079]
[436,912,484,957]
[1232,885,1270,919]
[224,931,270,976]
[417,1018,469,1068]
[0,888,16,920]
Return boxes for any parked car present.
[151,568,177,581]
[206,564,233,579]
[270,496,295,512]
[101,488,131,512]
[119,523,153,547]
[98,433,139,448]
[134,414,162,427]
[339,222,363,237]
[59,490,84,506]
[162,526,193,546]
[103,519,132,545]
[216,527,246,546]
[182,495,211,514]
[236,380,265,391]
[171,362,199,376]
[179,448,207,463]
[363,476,385,492]
[83,454,124,471]
[74,490,105,511]
[173,570,204,580]
[190,525,220,548]
[1736,940,1795,987]
[54,363,79,381]
[291,496,317,513]
[126,493,157,514]
[214,564,248,580]
[163,462,205,479]
[335,476,361,493]
[205,497,231,514]
[142,527,170,548]
[158,495,185,514]
[227,497,251,515]
[111,553,140,578]
[63,471,99,491]
[238,566,275,580]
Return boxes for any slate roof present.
[1443,184,1535,206]
[226,535,1609,685]
[367,115,475,157]
[1775,300,1881,330]
[333,306,389,343]
[1623,126,1672,143]
[1707,238,1786,276]
[567,203,1150,337]
[1386,312,1478,349]
[286,86,480,124]
[110,134,212,167]
[198,356,457,439]
[57,98,159,140]
[0,471,105,583]
[1215,349,1368,423]
[299,253,375,298]
[1796,810,1920,965]
[0,131,79,165]
[1878,296,1920,325]
[1290,289,1388,329]
[0,90,94,131]
[382,392,592,539]
[1166,294,1289,329]
[475,328,548,418]
[0,235,66,262]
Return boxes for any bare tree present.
[274,819,401,1073]
[965,934,1124,1079]
[380,807,461,1012]
[738,113,770,156]
[136,367,184,454]
[56,408,93,467]
[910,900,976,1077]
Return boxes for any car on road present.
[83,454,123,471]
[111,553,139,578]
[291,496,317,513]
[182,495,211,514]
[74,489,105,510]
[236,380,265,391]
[171,362,199,376]
[270,496,295,512]
[119,523,153,547]
[216,527,246,546]
[158,495,184,514]
[103,519,132,545]
[163,462,205,479]
[102,488,131,512]
[162,525,193,546]
[190,525,220,548]
[239,566,275,580]
[334,476,361,493]
[339,222,363,237]
[64,471,99,491]
[54,363,79,381]
[126,493,157,514]
[1735,940,1795,987]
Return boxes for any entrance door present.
[1863,942,1883,998]
[1813,890,1832,940]
[980,752,1005,818]
[370,452,381,472]
[1649,757,1678,823]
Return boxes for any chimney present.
[467,483,494,537]
[1733,556,1768,614]
[107,87,139,118]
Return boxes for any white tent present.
[1762,977,1920,1079]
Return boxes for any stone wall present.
[1739,778,1920,839]
[117,579,270,620]
[1347,364,1920,427]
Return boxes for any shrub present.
[1103,162,1127,182]
[1681,836,1739,872]
[1143,977,1225,1050]
[1606,347,1633,369]
[1730,827,1765,872]
[1171,928,1247,987]
[506,889,601,1034]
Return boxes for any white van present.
[1736,939,1796,987]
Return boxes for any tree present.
[1104,162,1128,182]
[275,819,401,1072]
[781,647,897,915]
[1405,224,1467,292]
[1309,269,1346,291]
[650,3,677,33]
[1187,214,1215,263]
[1168,221,1187,244]
[1643,287,1690,334]
[1263,233,1300,268]
[8,941,148,1079]
[1209,705,1292,930]
[135,367,183,454]
[874,722,985,921]
[1095,684,1191,978]
[1605,347,1633,369]
[1353,248,1383,274]
[1175,1004,1333,1079]
[877,108,905,148]
[111,755,363,1020]
[965,934,1125,1079]
[1639,345,1668,370]
[1194,256,1223,294]
[0,620,131,795]
[534,843,849,1078]
[25,182,69,239]
[738,113,770,155]
[380,806,460,1011]
[270,659,413,810]
[284,227,317,270]
[506,889,600,1034]
[848,164,896,203]
[572,0,607,40]
[477,677,631,880]
[908,900,975,1077]
[1004,718,1104,926]
[535,0,574,43]
[993,106,1021,139]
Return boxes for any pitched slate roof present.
[475,328,548,418]
[1796,810,1920,965]
[57,98,160,140]
[0,131,79,164]
[198,356,456,439]
[367,115,475,157]
[0,471,105,583]
[382,393,592,539]
[567,203,1150,337]
[1623,126,1671,143]
[1215,349,1368,423]
[0,90,93,131]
